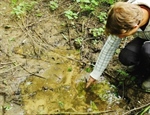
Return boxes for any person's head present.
[105,2,143,38]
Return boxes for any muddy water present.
[19,48,125,114]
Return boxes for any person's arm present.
[86,35,121,88]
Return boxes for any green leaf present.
[85,68,91,73]
[140,106,150,115]
[68,67,72,72]
[81,0,90,3]
[90,101,98,111]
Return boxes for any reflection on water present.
[19,49,125,114]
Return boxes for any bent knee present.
[119,48,139,66]
[142,41,150,56]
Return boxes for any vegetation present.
[3,0,149,114]
[11,0,37,18]
[49,0,58,10]
[10,0,116,41]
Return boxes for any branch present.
[50,110,115,114]
[123,102,150,115]
[19,65,46,79]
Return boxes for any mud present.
[0,0,149,115]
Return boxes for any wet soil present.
[0,0,150,115]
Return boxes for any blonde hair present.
[105,2,143,35]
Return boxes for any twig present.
[50,110,115,114]
[19,65,46,79]
[0,62,14,65]
[123,102,150,115]
[0,62,16,69]
[33,29,49,44]
[14,18,93,67]
[0,49,10,57]
[0,64,22,74]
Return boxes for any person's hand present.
[86,76,96,88]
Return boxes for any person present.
[86,0,150,92]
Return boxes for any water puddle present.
[19,48,125,114]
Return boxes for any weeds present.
[10,0,18,6]
[140,105,150,115]
[116,69,129,78]
[64,10,78,19]
[74,37,83,46]
[116,69,136,86]
[90,27,105,37]
[85,67,91,73]
[11,1,37,18]
[92,39,98,45]
[58,101,64,109]
[77,0,99,11]
[90,101,98,111]
[100,0,116,5]
[49,0,59,10]
[97,12,107,23]
[4,103,12,111]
